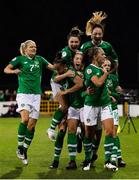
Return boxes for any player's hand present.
[116,86,124,94]
[55,90,67,98]
[102,67,109,74]
[65,70,75,77]
[86,87,95,95]
[13,69,21,74]
[110,96,116,103]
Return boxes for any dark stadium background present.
[0,0,139,90]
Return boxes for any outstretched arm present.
[47,63,55,71]
[54,70,75,83]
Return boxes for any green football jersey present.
[9,55,49,94]
[52,66,84,108]
[84,64,111,107]
[80,40,118,63]
[61,46,75,66]
[68,68,85,108]
[51,46,76,85]
[106,74,121,110]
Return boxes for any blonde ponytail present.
[19,40,35,55]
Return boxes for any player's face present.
[68,37,80,51]
[96,48,106,66]
[54,63,67,74]
[25,42,37,58]
[91,27,103,45]
[73,53,83,70]
[102,60,111,72]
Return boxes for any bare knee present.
[68,120,78,133]
[20,110,29,124]
[105,128,113,136]
[59,106,68,114]
[28,119,37,131]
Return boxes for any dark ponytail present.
[53,51,66,64]
[67,26,83,41]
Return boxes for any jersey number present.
[30,65,34,71]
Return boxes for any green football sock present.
[67,133,77,161]
[23,128,34,149]
[54,130,66,161]
[116,136,122,159]
[83,136,92,161]
[92,138,100,154]
[50,109,65,130]
[111,137,118,164]
[104,135,114,163]
[18,122,27,147]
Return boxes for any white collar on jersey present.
[90,63,102,70]
[25,55,34,60]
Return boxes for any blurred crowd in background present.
[0,89,53,102]
[0,89,16,101]
[0,88,139,103]
[0,88,139,118]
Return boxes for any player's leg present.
[47,82,69,141]
[101,105,118,171]
[91,116,102,166]
[76,107,84,154]
[66,107,79,170]
[22,94,40,165]
[49,119,67,169]
[113,109,126,167]
[16,110,29,160]
[16,94,30,161]
[82,106,98,171]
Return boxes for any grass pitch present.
[0,116,139,179]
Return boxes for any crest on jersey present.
[87,69,92,74]
[87,119,91,123]
[35,61,39,66]
[35,61,39,65]
[62,51,67,58]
